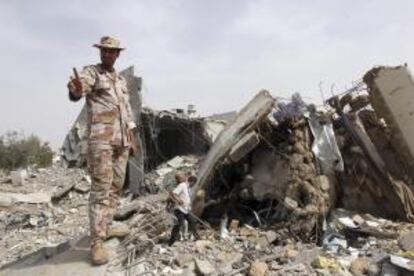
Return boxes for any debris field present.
[1,64,414,275]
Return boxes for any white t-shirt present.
[173,181,191,214]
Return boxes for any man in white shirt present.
[168,173,199,246]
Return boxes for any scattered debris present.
[10,169,28,186]
[2,64,414,275]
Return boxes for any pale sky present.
[1,0,413,149]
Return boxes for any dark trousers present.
[169,209,198,246]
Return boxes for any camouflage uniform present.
[72,63,136,245]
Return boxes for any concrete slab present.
[364,65,414,177]
[0,236,124,276]
[191,90,274,216]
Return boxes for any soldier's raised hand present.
[67,78,83,98]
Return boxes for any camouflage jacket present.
[71,64,136,147]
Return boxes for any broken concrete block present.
[192,90,274,215]
[264,230,277,244]
[74,182,90,193]
[195,240,213,253]
[248,261,267,276]
[0,192,51,205]
[217,252,243,266]
[311,256,341,272]
[283,245,298,260]
[367,262,381,276]
[194,258,215,275]
[350,257,369,276]
[364,65,414,177]
[256,230,278,248]
[352,214,365,226]
[229,132,260,162]
[316,175,330,192]
[10,170,28,185]
[381,262,399,276]
[398,231,414,252]
[174,254,193,267]
[284,197,298,210]
[293,142,307,154]
[167,156,184,168]
[239,226,258,237]
[294,248,320,266]
[229,219,240,232]
[218,264,233,275]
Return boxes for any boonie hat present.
[93,36,125,51]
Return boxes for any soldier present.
[67,36,138,265]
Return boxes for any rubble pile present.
[106,206,414,275]
[190,91,337,245]
[0,154,200,269]
[141,155,202,194]
[0,165,90,267]
[1,64,414,275]
[328,66,414,222]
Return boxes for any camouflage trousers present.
[87,143,129,246]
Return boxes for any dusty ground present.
[0,165,89,267]
[1,161,414,275]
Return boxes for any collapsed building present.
[61,64,414,238]
[190,65,414,244]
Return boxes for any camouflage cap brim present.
[93,44,125,51]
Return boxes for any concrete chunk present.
[364,65,414,177]
[229,132,260,162]
[194,258,215,275]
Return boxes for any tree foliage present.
[0,131,54,170]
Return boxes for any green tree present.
[0,131,54,170]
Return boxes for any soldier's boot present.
[91,240,108,266]
[107,223,130,239]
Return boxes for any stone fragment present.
[317,175,330,191]
[293,142,307,154]
[229,132,260,162]
[367,262,381,276]
[0,191,51,205]
[290,153,304,165]
[284,197,298,210]
[381,262,399,276]
[350,257,369,276]
[256,234,275,248]
[174,254,193,267]
[293,129,305,141]
[264,230,277,244]
[239,227,258,237]
[162,266,186,275]
[312,256,340,272]
[248,261,267,276]
[195,240,213,253]
[217,252,243,266]
[229,219,240,232]
[398,231,414,251]
[74,182,90,193]
[294,248,320,266]
[218,264,233,275]
[352,214,365,226]
[194,258,215,275]
[283,245,298,260]
[10,169,28,185]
